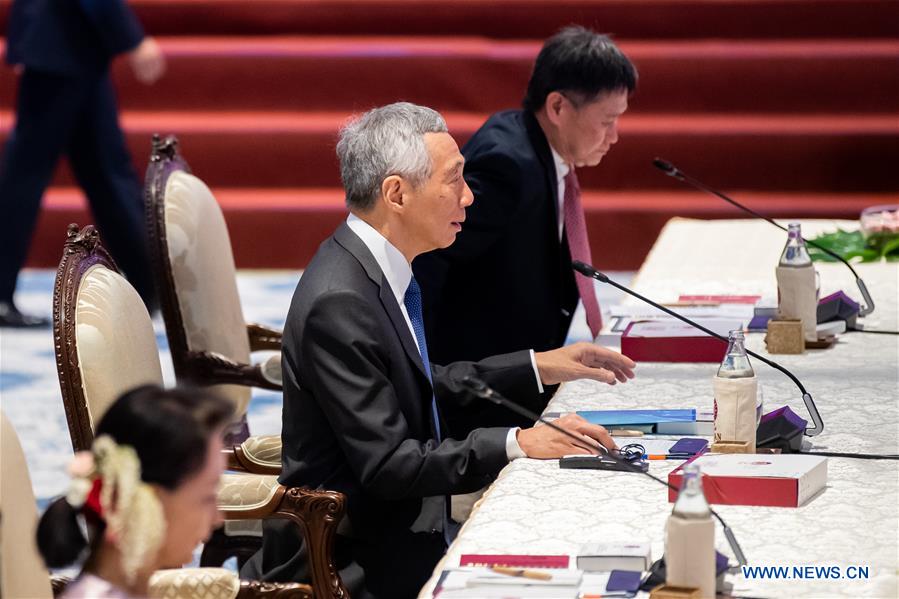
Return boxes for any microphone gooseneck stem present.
[572,261,823,437]
[653,158,874,317]
[460,376,748,568]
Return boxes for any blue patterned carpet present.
[0,268,630,515]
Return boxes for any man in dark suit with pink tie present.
[414,27,638,436]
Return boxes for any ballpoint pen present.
[490,566,553,581]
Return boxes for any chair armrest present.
[237,580,313,598]
[222,434,282,475]
[150,567,314,598]
[217,476,348,599]
[247,323,283,352]
[184,350,281,391]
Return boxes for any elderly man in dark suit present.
[244,102,636,597]
[0,0,165,326]
[414,27,637,436]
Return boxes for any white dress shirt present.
[550,145,570,242]
[346,213,534,460]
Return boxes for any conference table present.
[419,218,899,598]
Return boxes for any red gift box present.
[620,320,734,363]
[668,454,828,508]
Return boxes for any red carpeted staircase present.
[1,0,897,269]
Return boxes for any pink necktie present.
[563,169,603,337]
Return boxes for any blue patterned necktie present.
[403,276,442,442]
[404,276,457,545]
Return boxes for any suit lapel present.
[334,224,431,382]
[523,110,560,219]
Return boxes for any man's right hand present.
[129,37,166,85]
[516,414,616,458]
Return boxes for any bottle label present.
[666,516,716,597]
[776,265,817,342]
[712,375,758,452]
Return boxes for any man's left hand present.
[535,342,636,386]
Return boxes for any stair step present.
[28,187,896,270]
[3,38,894,114]
[4,0,892,38]
[3,111,895,192]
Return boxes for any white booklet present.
[576,541,652,572]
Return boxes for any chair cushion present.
[149,567,239,599]
[0,412,54,599]
[76,265,164,429]
[164,171,251,417]
[217,473,280,512]
[241,434,282,469]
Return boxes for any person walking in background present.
[0,0,165,327]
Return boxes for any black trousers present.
[0,68,154,306]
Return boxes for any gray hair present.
[336,102,448,211]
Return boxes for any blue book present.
[576,409,697,427]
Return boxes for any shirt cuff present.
[529,349,544,394]
[505,427,527,460]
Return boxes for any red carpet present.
[0,0,896,269]
[3,110,895,192]
[29,189,897,271]
[3,1,895,38]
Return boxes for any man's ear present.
[544,91,567,126]
[381,175,405,213]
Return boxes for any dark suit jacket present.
[5,0,144,76]
[413,109,578,436]
[244,223,542,598]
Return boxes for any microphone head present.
[652,157,682,179]
[460,375,489,396]
[572,261,608,282]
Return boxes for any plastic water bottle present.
[713,330,758,452]
[776,223,817,342]
[666,463,716,598]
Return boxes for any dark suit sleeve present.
[77,0,145,55]
[431,350,542,408]
[299,289,510,500]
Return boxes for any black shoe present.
[0,301,50,328]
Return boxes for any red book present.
[668,454,828,508]
[679,295,761,304]
[458,554,570,569]
[620,320,736,363]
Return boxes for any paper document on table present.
[610,302,756,320]
[624,319,744,338]
[436,567,581,598]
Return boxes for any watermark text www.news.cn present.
[742,565,870,580]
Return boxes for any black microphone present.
[652,157,874,317]
[572,260,824,449]
[459,375,748,569]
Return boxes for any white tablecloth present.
[420,219,899,598]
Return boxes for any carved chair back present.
[53,225,164,451]
[144,135,252,418]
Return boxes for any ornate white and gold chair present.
[143,134,282,474]
[1,411,316,598]
[52,225,347,598]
